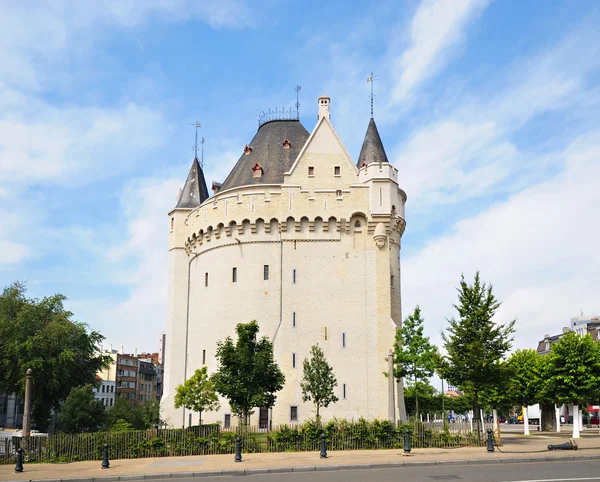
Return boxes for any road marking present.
[499,478,600,482]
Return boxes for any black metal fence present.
[1,420,491,465]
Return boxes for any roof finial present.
[189,121,201,158]
[295,85,301,119]
[367,73,377,118]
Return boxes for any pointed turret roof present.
[174,157,209,209]
[356,118,389,167]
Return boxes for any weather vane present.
[189,121,201,158]
[295,85,301,119]
[367,73,377,118]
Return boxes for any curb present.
[4,454,599,482]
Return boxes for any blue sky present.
[1,0,599,354]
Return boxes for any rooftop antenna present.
[367,72,378,118]
[200,137,205,169]
[189,121,201,158]
[295,85,301,119]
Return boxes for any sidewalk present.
[1,433,599,481]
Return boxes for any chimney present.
[121,345,124,354]
[318,95,330,121]
[544,334,549,340]
[134,348,138,357]
[562,327,571,334]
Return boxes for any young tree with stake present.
[174,367,220,426]
[393,306,438,420]
[301,344,339,423]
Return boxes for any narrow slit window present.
[334,166,340,176]
[202,349,206,365]
[391,275,394,287]
[343,383,347,399]
[170,217,174,230]
[308,166,314,176]
[264,265,269,280]
[336,189,342,199]
[342,332,346,348]
[290,406,298,422]
[224,414,231,428]
[292,312,296,327]
[232,267,237,283]
[292,353,296,369]
[293,269,296,284]
[205,272,209,287]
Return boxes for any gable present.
[284,117,358,189]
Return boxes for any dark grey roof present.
[357,118,389,167]
[220,119,310,191]
[175,157,209,209]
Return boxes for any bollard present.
[14,448,24,473]
[101,443,110,469]
[320,433,327,459]
[234,436,242,462]
[487,428,494,452]
[548,439,577,451]
[403,429,411,453]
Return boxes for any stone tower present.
[161,96,407,427]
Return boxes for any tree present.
[105,396,161,431]
[300,345,339,422]
[506,349,542,435]
[174,367,220,426]
[58,385,105,433]
[393,306,438,419]
[212,321,285,425]
[0,282,111,430]
[439,272,515,435]
[540,331,600,438]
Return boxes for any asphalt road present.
[164,460,600,482]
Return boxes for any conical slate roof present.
[220,119,310,191]
[174,157,209,209]
[356,118,389,167]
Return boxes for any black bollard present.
[319,433,327,459]
[487,428,494,452]
[403,429,411,453]
[14,447,24,473]
[548,439,577,451]
[234,436,242,462]
[101,443,110,469]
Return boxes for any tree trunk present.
[523,403,530,436]
[572,404,580,438]
[473,391,481,439]
[199,410,202,428]
[415,385,419,421]
[492,407,501,445]
[316,404,320,426]
[540,403,556,432]
[556,405,561,433]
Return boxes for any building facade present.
[93,378,116,408]
[161,96,407,427]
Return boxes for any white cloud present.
[0,240,31,266]
[402,132,600,352]
[393,24,600,209]
[391,0,490,104]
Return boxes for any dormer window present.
[252,162,263,178]
[244,145,252,155]
[283,138,291,149]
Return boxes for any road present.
[162,460,600,482]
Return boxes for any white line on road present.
[499,478,600,482]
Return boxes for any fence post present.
[319,433,327,459]
[14,447,24,473]
[486,429,494,452]
[234,436,242,462]
[101,443,110,469]
[403,429,411,453]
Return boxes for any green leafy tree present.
[439,272,515,434]
[540,331,600,436]
[393,306,438,419]
[300,344,339,423]
[58,385,105,433]
[212,321,285,425]
[404,381,437,417]
[480,361,513,416]
[0,282,111,430]
[174,367,220,426]
[105,396,158,430]
[506,349,541,426]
